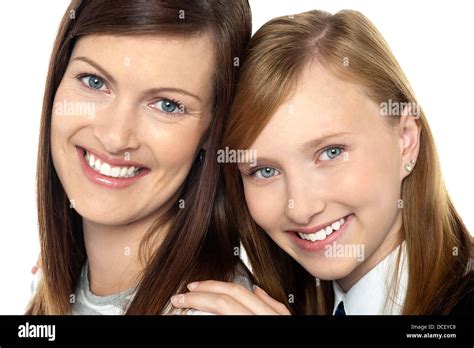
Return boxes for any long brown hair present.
[27,0,251,314]
[222,9,472,314]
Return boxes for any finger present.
[186,280,278,314]
[253,286,291,315]
[170,292,253,315]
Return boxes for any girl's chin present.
[304,259,362,281]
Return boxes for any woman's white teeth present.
[297,217,346,242]
[84,150,141,178]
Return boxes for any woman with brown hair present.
[27,0,252,314]
[171,9,473,315]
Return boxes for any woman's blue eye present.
[253,167,280,179]
[319,146,344,161]
[81,75,106,90]
[153,99,183,114]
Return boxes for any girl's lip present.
[287,214,354,252]
[76,146,150,189]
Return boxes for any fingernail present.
[187,282,199,290]
[171,294,185,304]
[252,284,257,292]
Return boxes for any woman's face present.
[239,62,419,282]
[51,34,214,225]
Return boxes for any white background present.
[0,0,473,313]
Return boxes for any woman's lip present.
[287,214,354,252]
[79,145,148,169]
[76,146,150,189]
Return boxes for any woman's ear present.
[398,104,421,179]
[200,127,211,152]
[198,132,210,162]
[201,138,209,152]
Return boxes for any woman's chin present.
[77,206,142,227]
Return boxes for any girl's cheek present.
[244,185,282,230]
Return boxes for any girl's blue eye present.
[252,167,280,180]
[153,99,183,114]
[81,75,106,91]
[318,146,344,161]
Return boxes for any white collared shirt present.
[332,243,408,315]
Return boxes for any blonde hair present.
[223,9,473,314]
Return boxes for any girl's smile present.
[286,213,354,252]
[241,60,411,283]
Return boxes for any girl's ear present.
[398,104,421,179]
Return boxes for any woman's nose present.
[93,102,140,154]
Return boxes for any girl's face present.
[51,34,214,225]
[239,62,419,283]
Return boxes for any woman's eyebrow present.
[300,132,352,152]
[72,56,117,86]
[71,56,202,103]
[145,88,202,103]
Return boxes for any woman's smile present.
[50,33,215,223]
[76,145,151,189]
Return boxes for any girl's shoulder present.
[233,262,254,291]
[181,263,254,316]
[449,271,474,316]
[30,269,42,296]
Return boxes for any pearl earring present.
[405,159,416,172]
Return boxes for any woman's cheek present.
[144,113,205,157]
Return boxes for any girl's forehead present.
[253,66,379,141]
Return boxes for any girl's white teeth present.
[315,230,326,240]
[297,217,346,242]
[84,150,141,178]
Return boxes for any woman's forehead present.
[69,34,215,100]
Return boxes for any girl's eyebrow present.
[236,132,353,170]
[71,56,202,103]
[300,132,352,152]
